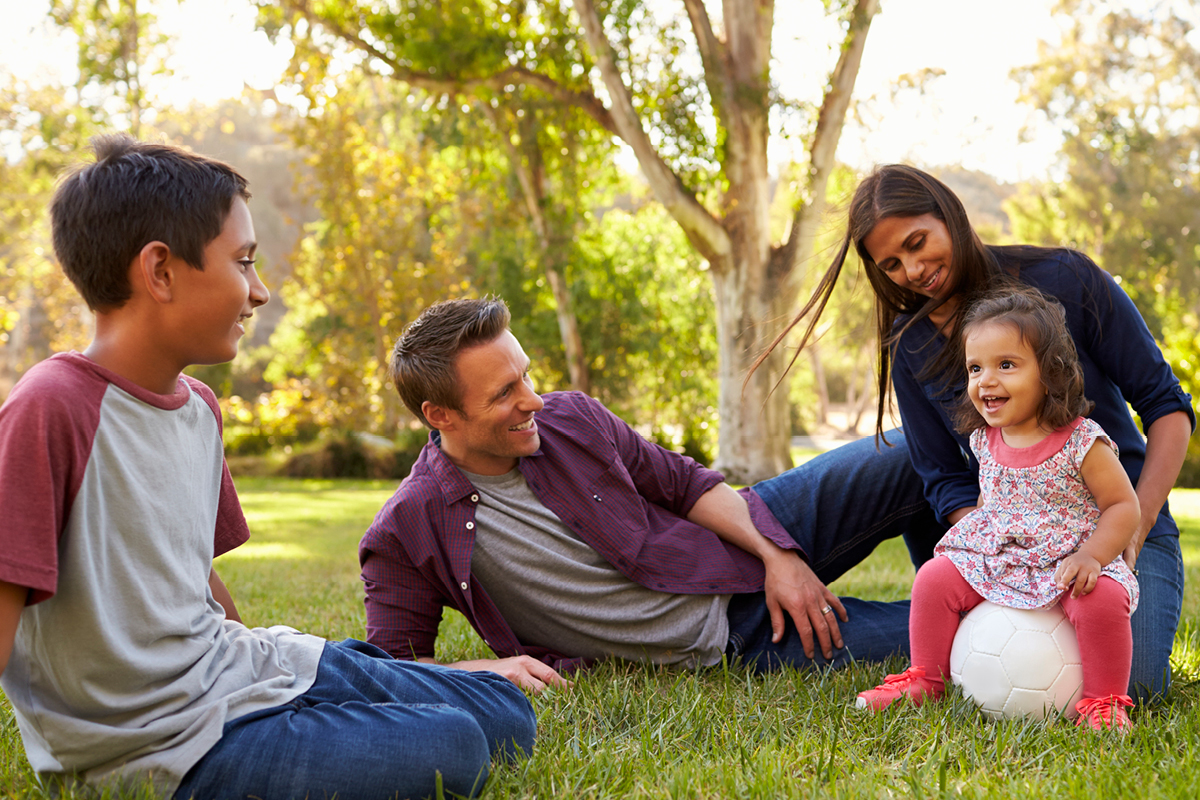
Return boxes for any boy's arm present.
[208,568,242,624]
[0,581,27,677]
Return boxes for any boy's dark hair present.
[390,297,512,427]
[952,286,1094,434]
[50,133,251,311]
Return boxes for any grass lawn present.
[3,477,1200,798]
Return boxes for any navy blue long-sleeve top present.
[892,249,1195,536]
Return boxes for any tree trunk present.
[809,342,830,427]
[544,261,590,395]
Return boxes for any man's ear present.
[422,401,457,432]
[133,241,177,304]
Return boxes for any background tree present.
[1010,0,1200,329]
[1009,0,1200,481]
[259,0,881,482]
[48,0,170,135]
[262,0,612,395]
[0,79,98,395]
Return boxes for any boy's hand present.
[1054,553,1102,598]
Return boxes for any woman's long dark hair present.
[753,164,1063,442]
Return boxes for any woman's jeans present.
[735,430,1185,702]
[173,639,537,800]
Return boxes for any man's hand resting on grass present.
[420,655,570,693]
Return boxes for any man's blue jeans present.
[173,639,536,800]
[729,431,941,673]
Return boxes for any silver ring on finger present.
[820,605,832,616]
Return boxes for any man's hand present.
[428,655,570,694]
[762,549,847,660]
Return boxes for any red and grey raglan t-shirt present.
[0,353,324,793]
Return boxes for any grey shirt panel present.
[464,467,729,667]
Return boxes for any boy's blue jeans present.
[173,639,536,800]
[739,430,1184,702]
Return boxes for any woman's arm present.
[892,337,980,523]
[1126,410,1192,565]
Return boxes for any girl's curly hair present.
[952,286,1094,434]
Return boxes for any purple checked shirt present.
[359,391,802,671]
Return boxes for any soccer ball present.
[949,601,1083,720]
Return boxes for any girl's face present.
[964,320,1047,441]
[862,213,956,304]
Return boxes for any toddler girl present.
[856,286,1141,730]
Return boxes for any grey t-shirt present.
[464,467,730,667]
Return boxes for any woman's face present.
[862,213,956,302]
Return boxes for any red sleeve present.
[0,359,104,603]
[185,376,250,556]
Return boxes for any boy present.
[0,134,535,799]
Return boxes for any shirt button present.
[593,494,602,502]
[466,521,475,530]
[470,494,479,502]
[460,582,468,591]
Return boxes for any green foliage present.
[573,201,719,460]
[1009,0,1200,328]
[260,69,476,435]
[47,0,170,134]
[0,80,100,395]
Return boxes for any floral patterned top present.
[934,417,1139,613]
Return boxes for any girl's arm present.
[1055,441,1140,597]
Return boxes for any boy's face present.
[170,196,269,366]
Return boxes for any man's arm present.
[686,483,847,660]
[0,580,27,677]
[208,568,242,624]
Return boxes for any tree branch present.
[570,0,729,263]
[682,0,734,125]
[777,0,880,277]
[281,0,620,136]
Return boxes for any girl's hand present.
[1054,553,1102,598]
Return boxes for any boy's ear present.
[422,401,456,432]
[133,241,177,304]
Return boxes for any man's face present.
[434,330,545,475]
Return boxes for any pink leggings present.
[911,556,1131,699]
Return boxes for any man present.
[360,297,942,690]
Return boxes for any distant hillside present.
[930,166,1016,240]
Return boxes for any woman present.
[763,165,1194,702]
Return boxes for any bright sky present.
[1,0,1063,184]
